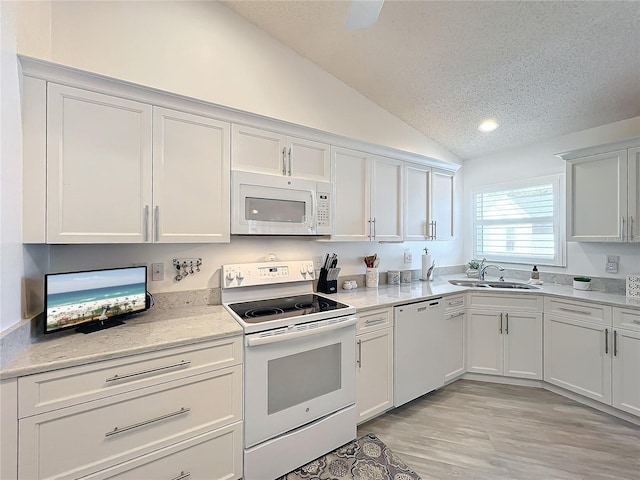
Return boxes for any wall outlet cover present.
[404,252,412,263]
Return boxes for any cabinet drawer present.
[18,366,242,480]
[356,308,392,334]
[544,297,611,325]
[19,336,242,418]
[613,307,640,332]
[468,293,542,312]
[444,294,466,313]
[78,422,243,480]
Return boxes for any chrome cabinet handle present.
[630,216,634,241]
[155,205,159,241]
[368,218,372,239]
[448,311,465,319]
[621,216,626,241]
[448,300,464,307]
[505,313,509,334]
[288,147,292,176]
[499,313,503,334]
[365,318,386,326]
[105,407,190,437]
[357,339,362,367]
[372,217,376,239]
[143,205,149,241]
[105,360,191,383]
[171,471,191,480]
[282,147,287,176]
[417,306,427,312]
[605,328,609,355]
[558,307,592,316]
[614,330,618,357]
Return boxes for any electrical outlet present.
[151,263,164,281]
[605,255,619,274]
[404,251,412,264]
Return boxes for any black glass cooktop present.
[228,294,350,324]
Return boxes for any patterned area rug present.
[277,433,422,480]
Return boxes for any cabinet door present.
[332,147,371,241]
[628,147,640,242]
[231,124,286,176]
[612,328,640,416]
[544,315,612,404]
[443,310,466,382]
[287,136,331,182]
[503,312,542,379]
[466,310,503,375]
[153,107,230,243]
[47,84,152,243]
[430,168,454,240]
[566,150,628,242]
[356,329,393,424]
[371,155,403,242]
[404,163,431,241]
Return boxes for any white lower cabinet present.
[443,294,466,383]
[16,338,243,480]
[612,327,640,416]
[466,294,543,380]
[355,308,393,424]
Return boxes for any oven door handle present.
[246,317,357,346]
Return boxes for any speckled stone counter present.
[0,305,242,380]
[332,275,640,311]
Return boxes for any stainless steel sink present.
[448,279,540,290]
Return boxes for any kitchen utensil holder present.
[317,267,338,294]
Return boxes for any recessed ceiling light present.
[478,119,499,133]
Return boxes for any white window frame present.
[472,174,566,267]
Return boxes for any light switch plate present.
[152,263,164,281]
[606,255,619,274]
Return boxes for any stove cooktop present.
[227,293,351,324]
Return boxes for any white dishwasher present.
[393,298,444,407]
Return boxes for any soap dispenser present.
[531,265,539,280]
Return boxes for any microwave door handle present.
[288,147,292,176]
[282,147,287,176]
[246,317,357,346]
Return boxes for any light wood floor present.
[357,380,640,480]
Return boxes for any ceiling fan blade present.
[345,0,384,29]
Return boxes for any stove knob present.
[226,271,235,281]
[300,265,307,275]
[306,264,314,274]
[236,270,244,280]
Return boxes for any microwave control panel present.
[316,184,332,235]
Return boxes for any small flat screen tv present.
[45,266,149,334]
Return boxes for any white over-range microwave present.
[231,171,333,235]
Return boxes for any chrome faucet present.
[479,264,505,280]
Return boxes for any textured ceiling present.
[222,0,640,159]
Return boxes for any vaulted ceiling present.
[222,0,640,159]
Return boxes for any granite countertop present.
[332,275,640,311]
[0,305,242,380]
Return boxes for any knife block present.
[317,268,337,294]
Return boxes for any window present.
[473,175,565,266]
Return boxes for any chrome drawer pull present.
[448,312,465,319]
[172,471,191,480]
[105,360,191,383]
[105,407,190,437]
[631,319,640,324]
[448,300,463,307]
[364,318,386,326]
[558,307,592,316]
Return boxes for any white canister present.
[366,268,379,288]
[573,277,591,290]
[401,270,412,283]
[388,270,400,285]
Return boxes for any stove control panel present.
[222,260,315,288]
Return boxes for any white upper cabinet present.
[332,147,403,242]
[231,124,330,182]
[153,107,230,243]
[430,168,455,240]
[42,83,231,244]
[47,84,153,243]
[404,163,431,241]
[561,139,639,242]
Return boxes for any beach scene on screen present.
[46,268,146,330]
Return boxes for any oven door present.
[231,171,316,235]
[244,316,356,448]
